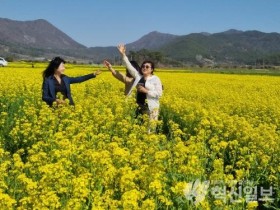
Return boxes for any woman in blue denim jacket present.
[42,57,101,106]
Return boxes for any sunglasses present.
[142,65,151,69]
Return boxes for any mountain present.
[200,32,211,36]
[0,18,86,50]
[0,18,89,61]
[159,30,280,64]
[1,17,280,65]
[222,29,243,35]
[126,31,178,51]
[87,31,178,63]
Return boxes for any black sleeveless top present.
[136,77,147,106]
[54,77,67,99]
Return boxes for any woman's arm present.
[114,71,131,84]
[104,60,126,83]
[118,44,141,79]
[147,76,163,98]
[68,70,101,84]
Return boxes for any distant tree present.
[265,53,280,66]
[247,65,253,69]
[128,51,137,61]
[5,56,14,62]
[149,51,164,64]
[128,49,164,65]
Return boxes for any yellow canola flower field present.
[0,62,279,209]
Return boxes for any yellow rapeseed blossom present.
[0,63,279,209]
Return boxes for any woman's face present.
[141,63,153,76]
[55,63,65,75]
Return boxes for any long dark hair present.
[42,57,66,79]
[126,60,141,77]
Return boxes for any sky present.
[1,0,280,47]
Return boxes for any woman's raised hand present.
[103,60,116,74]
[103,60,112,68]
[117,44,126,56]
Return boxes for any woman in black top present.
[136,77,149,115]
[42,57,101,106]
[54,75,67,100]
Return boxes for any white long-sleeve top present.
[123,55,163,111]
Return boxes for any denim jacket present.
[42,73,95,106]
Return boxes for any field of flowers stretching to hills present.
[0,62,279,209]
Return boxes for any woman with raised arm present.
[103,60,140,96]
[42,57,101,106]
[117,44,163,120]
